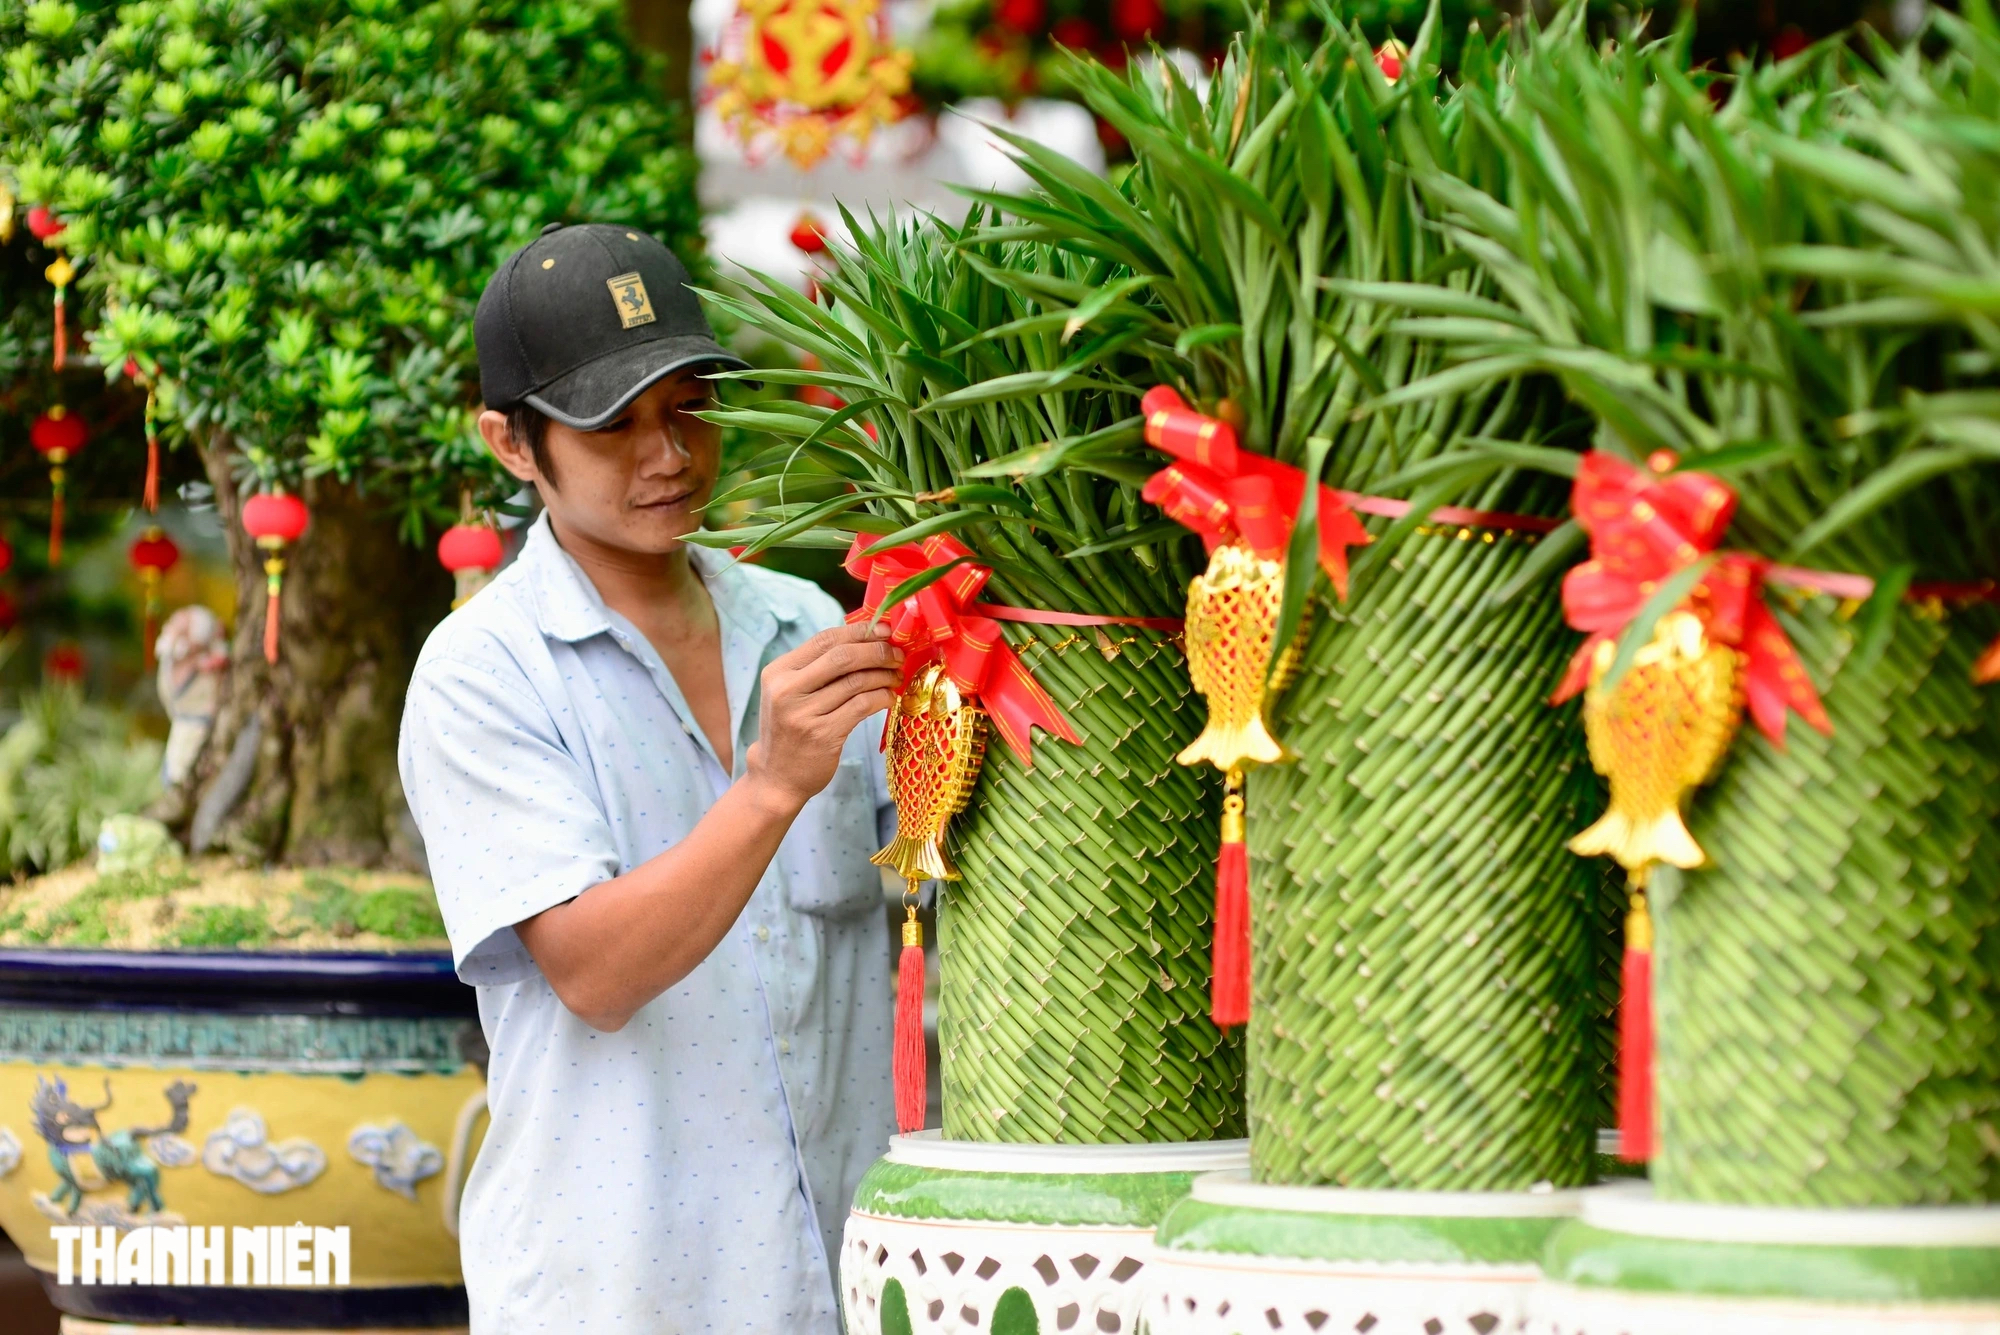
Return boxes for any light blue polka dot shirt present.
[398,514,895,1334]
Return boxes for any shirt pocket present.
[786,756,884,918]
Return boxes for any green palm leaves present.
[702,216,1240,1142]
[1323,6,2000,1203]
[958,11,1607,1187]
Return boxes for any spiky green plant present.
[1356,5,2000,1205]
[697,213,1243,1144]
[962,10,1612,1188]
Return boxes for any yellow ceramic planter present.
[0,949,484,1327]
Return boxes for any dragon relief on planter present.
[30,1075,197,1221]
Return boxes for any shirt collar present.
[521,512,797,649]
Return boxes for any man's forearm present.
[515,773,806,1031]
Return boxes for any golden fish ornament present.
[872,662,987,883]
[1176,544,1306,772]
[1571,610,1745,882]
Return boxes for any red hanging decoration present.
[893,905,927,1134]
[438,513,505,609]
[1618,891,1655,1161]
[46,254,73,372]
[994,0,1045,34]
[125,360,163,513]
[29,205,73,373]
[0,533,13,634]
[1977,634,2000,686]
[789,214,827,255]
[128,527,182,669]
[44,642,86,684]
[707,0,913,169]
[1374,38,1409,83]
[241,491,310,666]
[30,407,88,566]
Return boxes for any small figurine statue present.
[155,605,229,787]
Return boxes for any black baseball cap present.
[475,223,749,431]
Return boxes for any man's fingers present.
[799,668,903,715]
[821,688,897,738]
[789,637,903,694]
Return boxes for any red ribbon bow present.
[844,534,1081,766]
[1139,387,1372,598]
[1552,451,1831,745]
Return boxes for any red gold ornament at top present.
[707,0,913,168]
[1374,38,1409,83]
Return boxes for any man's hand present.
[515,619,900,1032]
[744,621,902,812]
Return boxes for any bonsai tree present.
[0,0,700,865]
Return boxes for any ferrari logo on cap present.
[607,272,656,329]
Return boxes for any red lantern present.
[129,526,182,668]
[25,205,61,240]
[0,532,13,577]
[994,0,1045,34]
[438,521,505,608]
[241,491,310,666]
[1051,16,1096,48]
[1109,0,1161,42]
[30,407,88,566]
[790,214,827,255]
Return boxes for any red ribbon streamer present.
[1140,387,1374,598]
[843,533,1082,766]
[1551,451,1831,746]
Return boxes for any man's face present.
[486,369,721,555]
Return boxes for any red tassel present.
[1617,890,1655,1162]
[143,387,160,513]
[47,484,63,568]
[143,610,157,670]
[52,290,65,372]
[893,904,927,1133]
[1210,767,1251,1028]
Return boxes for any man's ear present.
[479,409,539,485]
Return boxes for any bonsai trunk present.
[155,437,452,869]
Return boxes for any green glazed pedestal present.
[1142,1170,1582,1334]
[839,1132,1247,1335]
[1539,1182,2000,1334]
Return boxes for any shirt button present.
[754,926,771,942]
[778,1038,791,1055]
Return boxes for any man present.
[399,223,901,1332]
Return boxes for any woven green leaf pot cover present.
[1538,1183,2000,1334]
[940,625,1243,1144]
[1656,600,2000,1207]
[839,1132,1248,1335]
[1142,1170,1582,1334]
[1247,524,1608,1189]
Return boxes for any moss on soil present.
[0,857,449,953]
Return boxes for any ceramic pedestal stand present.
[840,1132,1248,1335]
[1537,1182,2000,1335]
[1142,1171,1584,1335]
